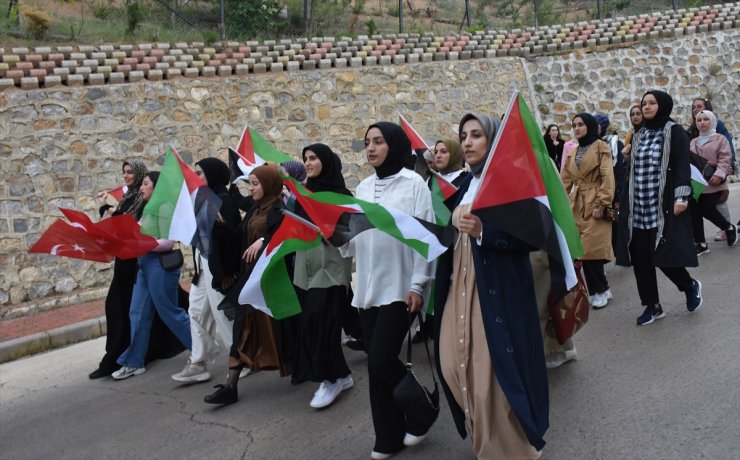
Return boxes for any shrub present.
[91,2,111,20]
[126,1,147,36]
[20,6,53,39]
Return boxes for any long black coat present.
[615,123,698,268]
[433,174,549,451]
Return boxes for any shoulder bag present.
[547,261,590,344]
[392,314,440,434]
[159,249,184,271]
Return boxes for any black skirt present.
[291,285,352,384]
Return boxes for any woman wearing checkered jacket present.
[615,90,702,326]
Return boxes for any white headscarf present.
[696,109,717,146]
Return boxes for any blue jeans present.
[117,253,192,368]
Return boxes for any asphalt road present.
[1,185,739,460]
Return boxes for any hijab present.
[195,157,230,194]
[696,109,718,146]
[594,113,611,137]
[119,159,148,217]
[282,160,307,183]
[436,139,464,175]
[458,113,501,177]
[641,90,674,130]
[573,113,600,147]
[365,122,412,179]
[302,143,351,195]
[246,164,283,245]
[629,105,643,130]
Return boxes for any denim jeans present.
[117,252,192,368]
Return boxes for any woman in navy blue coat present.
[433,113,548,458]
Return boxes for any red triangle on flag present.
[399,114,430,151]
[431,172,458,200]
[266,211,321,256]
[168,146,205,194]
[283,179,360,239]
[472,97,546,212]
[235,125,257,164]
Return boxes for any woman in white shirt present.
[340,122,435,459]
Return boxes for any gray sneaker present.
[171,360,211,383]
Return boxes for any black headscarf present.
[458,113,501,177]
[641,90,674,130]
[195,157,230,194]
[573,112,599,147]
[302,143,351,195]
[365,122,412,179]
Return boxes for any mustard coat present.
[561,140,615,261]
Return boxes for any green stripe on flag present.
[140,149,184,239]
[430,178,452,226]
[690,164,708,200]
[250,128,294,164]
[519,94,584,260]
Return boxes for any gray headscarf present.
[119,159,148,217]
[458,113,502,176]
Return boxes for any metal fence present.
[1,0,722,44]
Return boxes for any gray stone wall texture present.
[0,28,737,318]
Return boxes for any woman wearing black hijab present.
[561,113,615,309]
[171,157,242,383]
[616,90,701,326]
[338,122,435,459]
[291,144,355,408]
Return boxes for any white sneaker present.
[171,360,211,383]
[341,335,357,346]
[604,288,613,300]
[403,432,428,447]
[545,348,577,369]
[591,292,608,309]
[310,376,352,408]
[112,366,145,380]
[370,451,393,460]
[239,368,251,379]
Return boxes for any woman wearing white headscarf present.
[689,110,736,252]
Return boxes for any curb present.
[0,316,107,364]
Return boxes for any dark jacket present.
[616,123,698,268]
[208,190,242,291]
[433,174,549,451]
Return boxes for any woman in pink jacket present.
[689,110,736,253]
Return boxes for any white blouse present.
[339,168,435,309]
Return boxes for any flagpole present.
[469,90,519,205]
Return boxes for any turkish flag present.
[60,208,157,259]
[29,220,113,263]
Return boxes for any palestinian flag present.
[399,113,431,151]
[141,146,221,256]
[471,92,583,293]
[231,126,294,179]
[429,170,458,226]
[284,178,453,262]
[690,164,708,199]
[239,211,322,319]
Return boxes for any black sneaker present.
[695,243,710,256]
[726,224,738,247]
[637,304,666,326]
[686,279,703,312]
[204,384,238,405]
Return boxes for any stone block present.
[365,56,377,66]
[137,43,153,53]
[0,78,15,90]
[378,55,391,65]
[573,41,584,49]
[201,66,216,77]
[234,64,249,75]
[460,50,472,59]
[127,70,144,83]
[75,67,92,80]
[217,65,232,76]
[559,42,573,51]
[433,52,446,61]
[392,55,405,64]
[598,37,610,45]
[253,63,267,74]
[349,57,363,67]
[334,57,347,68]
[421,53,433,62]
[610,35,624,44]
[533,45,544,53]
[302,59,316,70]
[586,38,598,47]
[108,72,125,84]
[685,25,696,34]
[70,52,86,62]
[166,68,182,79]
[53,67,70,80]
[286,61,300,71]
[183,67,199,78]
[147,69,163,81]
[67,74,85,86]
[97,65,112,76]
[269,61,285,71]
[473,50,484,58]
[709,22,721,31]
[88,73,105,85]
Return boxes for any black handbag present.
[159,249,184,271]
[392,314,440,433]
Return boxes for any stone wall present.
[0,29,737,318]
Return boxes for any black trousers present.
[582,260,609,295]
[359,303,425,454]
[690,192,731,243]
[629,228,694,306]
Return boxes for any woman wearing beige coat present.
[562,113,615,309]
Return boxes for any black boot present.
[204,384,238,405]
